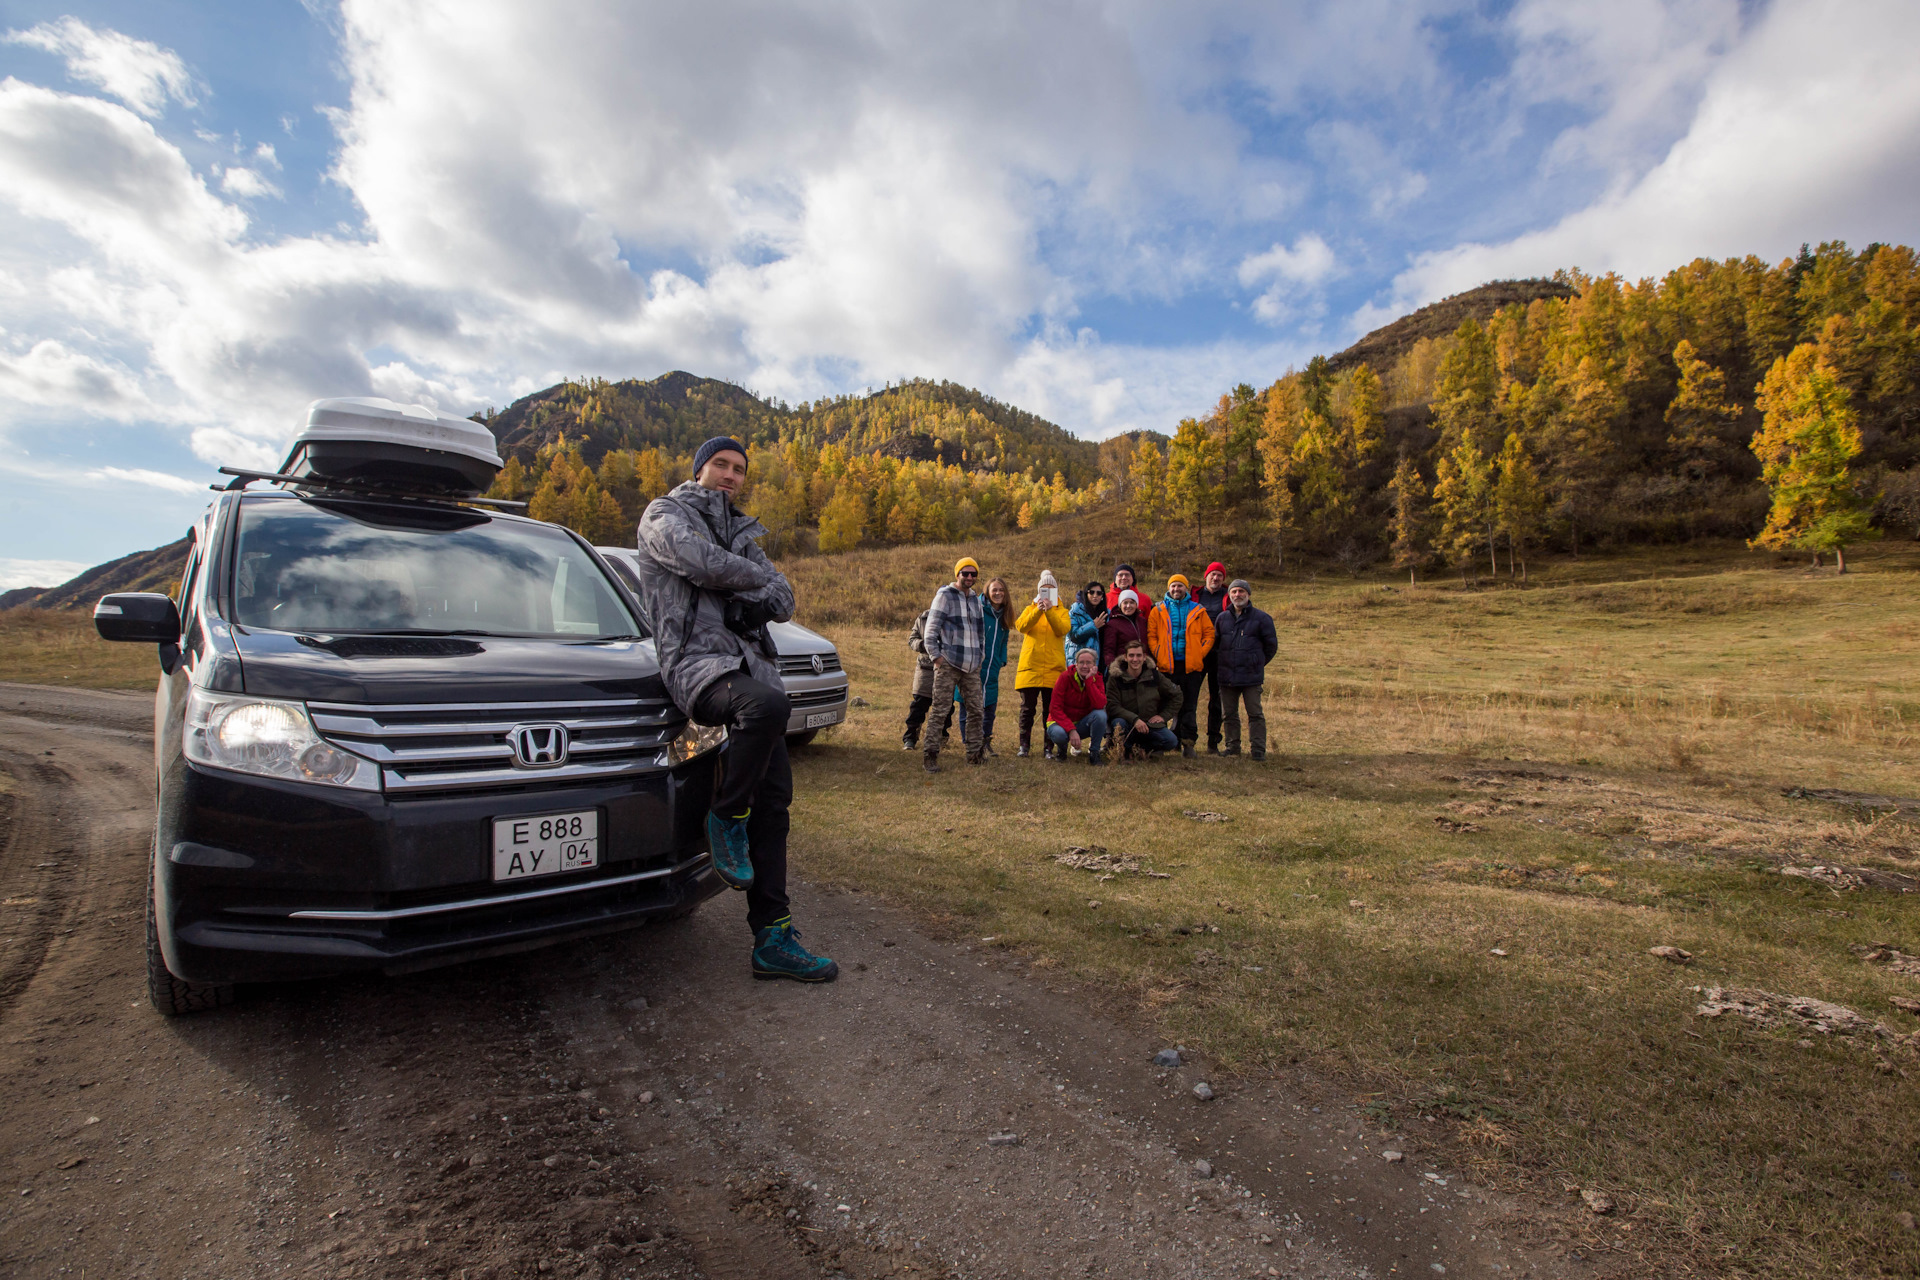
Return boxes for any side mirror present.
[95,593,181,643]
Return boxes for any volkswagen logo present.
[809,653,825,675]
[507,722,569,768]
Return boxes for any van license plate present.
[805,710,842,729]
[492,810,599,881]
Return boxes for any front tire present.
[146,846,235,1016]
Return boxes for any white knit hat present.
[1038,569,1058,588]
[1119,589,1139,607]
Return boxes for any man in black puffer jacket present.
[1212,579,1278,760]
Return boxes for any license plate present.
[492,809,599,881]
[805,710,842,729]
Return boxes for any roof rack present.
[214,467,529,510]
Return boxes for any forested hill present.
[1132,241,1920,579]
[479,373,1106,554]
[483,373,1099,486]
[1326,278,1576,374]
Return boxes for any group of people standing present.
[903,559,1279,771]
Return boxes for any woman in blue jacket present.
[1064,581,1108,666]
[956,576,1015,755]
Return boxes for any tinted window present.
[232,498,640,639]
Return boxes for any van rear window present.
[231,498,642,639]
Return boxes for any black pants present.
[903,693,932,743]
[1203,655,1223,750]
[1017,686,1052,750]
[1174,671,1204,745]
[692,674,792,931]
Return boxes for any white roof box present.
[279,397,504,497]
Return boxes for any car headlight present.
[184,688,380,790]
[666,720,727,765]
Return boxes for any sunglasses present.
[958,569,977,578]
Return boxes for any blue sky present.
[3,0,1919,583]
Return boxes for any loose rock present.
[987,1131,1021,1146]
[849,696,869,707]
[1382,1150,1405,1163]
[1192,1082,1215,1101]
[638,1091,654,1104]
[1897,1210,1916,1231]
[1694,986,1894,1038]
[1183,810,1231,823]
[1489,948,1508,957]
[1193,1159,1213,1178]
[1153,1048,1183,1068]
[1648,946,1692,964]
[1581,1189,1615,1215]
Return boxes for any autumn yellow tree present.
[1127,438,1169,567]
[1749,344,1877,571]
[1386,453,1428,582]
[1167,417,1224,544]
[1493,432,1546,581]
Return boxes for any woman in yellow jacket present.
[1145,573,1215,757]
[1013,569,1072,757]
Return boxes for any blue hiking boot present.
[751,918,838,983]
[705,810,754,890]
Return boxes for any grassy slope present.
[789,531,1920,1279]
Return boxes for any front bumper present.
[781,673,850,736]
[156,754,723,984]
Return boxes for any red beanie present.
[1205,562,1226,576]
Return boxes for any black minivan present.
[96,398,726,1013]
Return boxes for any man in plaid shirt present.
[922,556,987,772]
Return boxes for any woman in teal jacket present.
[956,576,1014,755]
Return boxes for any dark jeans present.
[1173,670,1204,744]
[1045,710,1110,762]
[1203,655,1222,749]
[903,693,932,743]
[1016,686,1053,750]
[958,700,996,746]
[1116,721,1180,754]
[692,673,792,930]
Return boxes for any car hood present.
[230,626,669,705]
[766,619,835,655]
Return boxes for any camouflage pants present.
[925,661,984,761]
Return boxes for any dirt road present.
[0,682,1580,1280]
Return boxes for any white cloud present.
[252,141,280,170]
[4,17,198,118]
[0,338,150,419]
[1238,234,1338,324]
[219,166,281,199]
[0,557,86,591]
[85,465,207,495]
[1381,0,1920,312]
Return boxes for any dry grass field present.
[8,524,1919,1276]
[787,531,1920,1279]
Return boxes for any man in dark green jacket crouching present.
[1105,639,1183,761]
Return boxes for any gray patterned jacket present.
[633,481,795,716]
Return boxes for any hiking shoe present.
[704,811,753,890]
[900,736,918,751]
[751,919,838,983]
[1016,743,1030,758]
[1181,742,1196,759]
[923,753,940,773]
[1250,749,1266,762]
[966,752,984,766]
[1223,746,1241,757]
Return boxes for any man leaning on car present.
[632,436,837,982]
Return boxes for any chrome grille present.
[308,696,682,794]
[777,653,843,676]
[787,685,847,710]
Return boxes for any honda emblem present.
[507,722,569,768]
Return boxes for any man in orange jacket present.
[1145,573,1215,757]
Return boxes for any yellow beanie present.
[1167,573,1189,589]
[954,556,980,576]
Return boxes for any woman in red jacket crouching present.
[1046,647,1110,765]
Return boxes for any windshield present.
[231,498,643,639]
